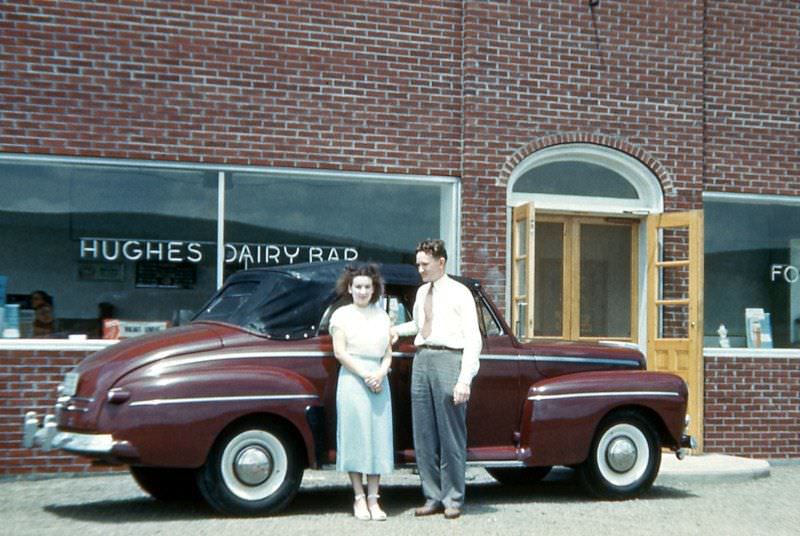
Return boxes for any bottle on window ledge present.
[717,324,730,348]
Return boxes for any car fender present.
[518,370,688,467]
[97,363,322,469]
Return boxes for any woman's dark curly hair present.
[335,263,384,305]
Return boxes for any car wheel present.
[130,466,201,501]
[487,466,552,485]
[578,410,661,500]
[197,422,303,515]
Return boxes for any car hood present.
[71,323,230,401]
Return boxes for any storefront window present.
[0,160,217,338]
[705,194,800,349]
[0,157,456,340]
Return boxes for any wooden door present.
[646,210,704,450]
[511,203,535,340]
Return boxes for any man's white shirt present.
[395,274,482,385]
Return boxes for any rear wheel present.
[196,422,303,516]
[487,466,552,485]
[578,410,661,500]
[130,466,200,501]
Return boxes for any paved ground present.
[1,462,797,536]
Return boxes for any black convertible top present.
[193,261,478,340]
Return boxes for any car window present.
[477,296,503,337]
[194,281,259,321]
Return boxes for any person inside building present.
[329,263,394,521]
[30,290,55,337]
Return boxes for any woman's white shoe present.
[353,494,371,521]
[367,494,387,521]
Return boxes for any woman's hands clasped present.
[363,371,385,393]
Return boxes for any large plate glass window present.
[0,156,458,340]
[705,193,800,349]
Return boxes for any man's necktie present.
[422,284,433,339]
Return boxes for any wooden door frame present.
[533,213,639,342]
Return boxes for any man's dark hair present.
[416,239,447,261]
[335,263,384,304]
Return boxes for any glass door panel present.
[579,223,632,338]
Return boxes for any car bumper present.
[676,434,697,460]
[23,411,138,462]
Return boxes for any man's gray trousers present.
[411,347,467,509]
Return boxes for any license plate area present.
[62,372,80,397]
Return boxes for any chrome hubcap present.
[606,436,638,473]
[233,446,273,486]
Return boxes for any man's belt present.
[418,344,463,352]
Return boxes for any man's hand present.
[389,327,399,344]
[453,382,470,405]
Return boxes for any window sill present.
[704,347,800,359]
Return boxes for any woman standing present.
[330,264,394,521]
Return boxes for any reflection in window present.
[226,172,443,267]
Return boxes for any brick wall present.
[0,0,463,175]
[0,348,120,478]
[705,355,800,459]
[704,0,800,195]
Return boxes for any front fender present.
[97,363,322,468]
[519,371,688,467]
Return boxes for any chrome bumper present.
[676,434,697,460]
[23,411,114,455]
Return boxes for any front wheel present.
[196,422,303,516]
[578,411,661,500]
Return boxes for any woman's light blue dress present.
[330,303,394,475]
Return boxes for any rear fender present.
[97,364,322,469]
[518,371,688,467]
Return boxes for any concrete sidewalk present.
[656,453,771,485]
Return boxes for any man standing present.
[392,239,482,519]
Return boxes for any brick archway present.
[498,134,675,196]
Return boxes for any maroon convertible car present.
[24,262,694,515]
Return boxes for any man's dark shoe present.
[414,502,444,517]
[443,507,461,519]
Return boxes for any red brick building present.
[1,1,798,477]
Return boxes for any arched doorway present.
[507,143,663,349]
[507,142,704,449]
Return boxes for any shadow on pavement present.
[43,473,696,522]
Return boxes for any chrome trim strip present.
[149,351,332,372]
[481,354,640,367]
[129,394,318,407]
[467,460,526,468]
[528,390,681,401]
[321,460,528,470]
[150,350,639,371]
